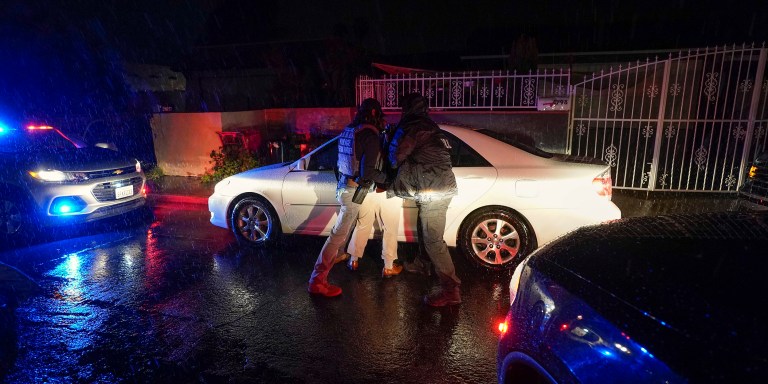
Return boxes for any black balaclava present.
[399,93,428,118]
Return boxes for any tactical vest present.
[337,123,378,178]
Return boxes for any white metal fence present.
[356,69,570,111]
[354,44,768,193]
[569,44,768,191]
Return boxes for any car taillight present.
[749,165,758,178]
[498,320,509,334]
[592,172,613,199]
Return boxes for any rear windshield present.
[474,128,553,158]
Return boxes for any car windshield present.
[474,128,554,158]
[0,128,78,153]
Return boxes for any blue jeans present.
[309,186,361,285]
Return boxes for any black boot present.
[423,286,461,307]
[403,257,432,276]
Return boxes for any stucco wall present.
[150,113,222,176]
[151,108,355,176]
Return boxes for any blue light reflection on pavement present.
[2,212,238,383]
[7,230,143,382]
[2,201,503,383]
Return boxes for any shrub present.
[145,165,165,182]
[201,145,259,184]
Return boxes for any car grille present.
[85,166,137,180]
[89,198,146,220]
[91,177,144,202]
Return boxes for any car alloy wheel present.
[459,208,536,270]
[0,198,23,236]
[230,197,280,247]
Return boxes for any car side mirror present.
[95,142,119,151]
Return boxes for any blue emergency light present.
[50,196,87,215]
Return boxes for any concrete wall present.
[151,108,568,176]
[150,113,222,176]
[151,108,355,176]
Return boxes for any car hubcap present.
[0,200,22,235]
[470,218,519,265]
[237,204,270,242]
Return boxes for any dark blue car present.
[497,211,768,383]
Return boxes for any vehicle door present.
[443,131,497,230]
[282,138,340,235]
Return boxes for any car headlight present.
[29,169,85,182]
[29,169,68,182]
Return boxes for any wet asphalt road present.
[0,201,509,383]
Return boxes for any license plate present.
[115,185,134,199]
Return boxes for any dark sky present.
[171,0,768,58]
[1,0,765,118]
[6,0,765,64]
[1,0,767,74]
[193,0,767,54]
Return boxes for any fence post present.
[648,56,673,191]
[738,47,768,188]
[566,84,575,155]
[355,76,361,106]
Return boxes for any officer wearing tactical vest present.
[308,98,389,297]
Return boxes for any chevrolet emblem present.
[113,169,124,175]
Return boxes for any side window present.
[443,132,491,167]
[307,138,339,171]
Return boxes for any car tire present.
[230,197,281,247]
[0,195,26,243]
[458,208,536,270]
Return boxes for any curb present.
[148,194,209,206]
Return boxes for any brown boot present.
[382,264,403,278]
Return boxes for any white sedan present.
[208,124,621,270]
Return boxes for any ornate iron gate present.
[569,44,768,191]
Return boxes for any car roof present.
[439,124,553,167]
[533,211,768,369]
[568,210,768,240]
